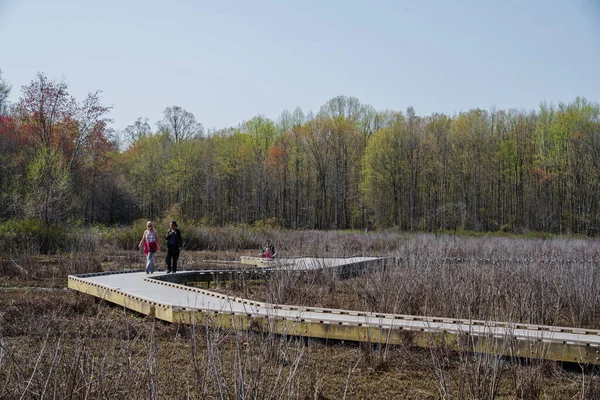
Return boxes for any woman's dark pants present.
[166,246,180,273]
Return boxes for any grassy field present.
[1,230,600,398]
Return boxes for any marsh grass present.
[2,229,600,398]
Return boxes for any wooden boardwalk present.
[68,257,600,365]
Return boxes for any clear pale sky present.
[1,0,599,132]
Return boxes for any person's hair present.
[171,221,177,227]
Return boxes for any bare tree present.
[157,106,204,143]
[0,69,10,115]
[69,91,112,170]
[123,117,152,147]
[318,95,364,123]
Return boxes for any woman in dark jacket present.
[165,221,183,273]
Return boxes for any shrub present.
[0,218,70,255]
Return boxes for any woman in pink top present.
[138,221,160,274]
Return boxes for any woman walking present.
[139,221,160,274]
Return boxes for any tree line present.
[1,71,599,235]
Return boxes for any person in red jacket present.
[138,221,160,274]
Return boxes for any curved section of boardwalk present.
[68,257,600,365]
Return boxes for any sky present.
[0,0,599,133]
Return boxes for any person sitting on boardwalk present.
[138,221,160,274]
[259,240,276,259]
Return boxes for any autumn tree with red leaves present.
[5,72,126,225]
[14,73,112,169]
[14,73,77,150]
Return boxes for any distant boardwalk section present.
[68,257,600,365]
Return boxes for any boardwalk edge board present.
[67,257,600,365]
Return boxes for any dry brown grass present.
[2,231,600,398]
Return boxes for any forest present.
[1,71,599,235]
